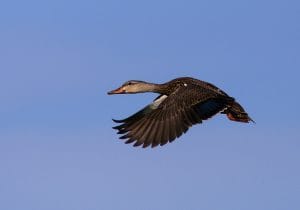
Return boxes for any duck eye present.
[127,82,132,85]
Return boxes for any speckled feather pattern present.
[111,77,253,148]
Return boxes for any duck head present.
[107,80,156,95]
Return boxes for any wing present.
[112,84,231,148]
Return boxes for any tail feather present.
[222,101,254,123]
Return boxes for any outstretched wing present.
[112,84,231,148]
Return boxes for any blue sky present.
[1,0,300,209]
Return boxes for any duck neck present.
[148,83,170,95]
[140,82,161,93]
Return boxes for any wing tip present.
[112,118,124,123]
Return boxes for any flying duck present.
[108,77,254,148]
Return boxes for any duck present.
[107,77,254,148]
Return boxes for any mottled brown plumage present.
[108,77,254,148]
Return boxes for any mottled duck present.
[108,77,254,148]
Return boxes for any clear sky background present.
[1,0,299,210]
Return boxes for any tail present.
[222,100,255,123]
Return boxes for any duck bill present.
[107,87,126,95]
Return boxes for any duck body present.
[108,77,253,148]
